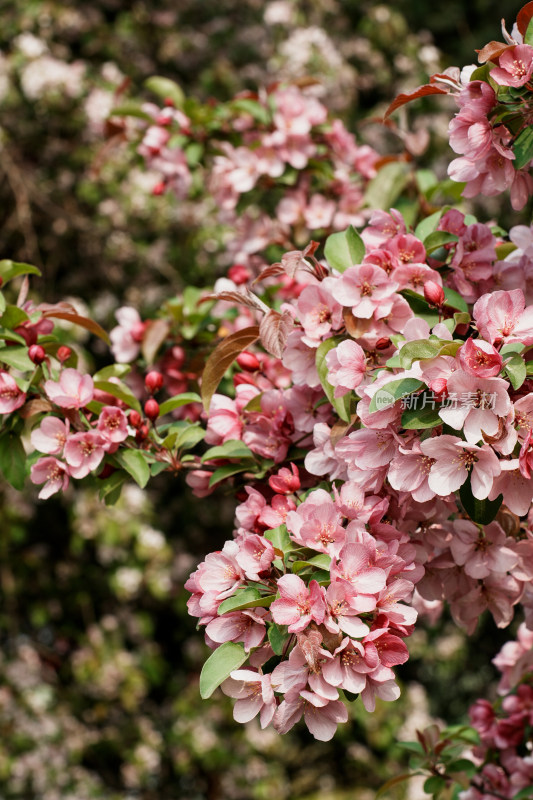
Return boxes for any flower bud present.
[128,410,143,429]
[28,344,46,365]
[135,423,150,443]
[152,182,166,196]
[236,351,261,371]
[130,321,147,343]
[228,264,251,285]
[98,463,116,480]
[145,370,164,394]
[375,337,392,350]
[144,398,160,421]
[423,281,445,307]
[57,345,72,363]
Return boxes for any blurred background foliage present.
[0,1,527,798]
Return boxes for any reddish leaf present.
[19,398,53,418]
[42,310,111,344]
[329,414,358,447]
[259,310,294,358]
[200,289,266,312]
[343,307,372,338]
[477,40,511,63]
[518,1,533,35]
[141,318,170,365]
[252,263,286,284]
[201,326,260,411]
[297,627,323,672]
[384,84,448,119]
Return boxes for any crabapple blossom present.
[44,368,94,409]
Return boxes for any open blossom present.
[420,435,501,499]
[45,368,94,409]
[30,416,69,455]
[438,370,511,443]
[206,608,268,652]
[97,406,129,444]
[0,372,26,414]
[110,307,145,363]
[30,456,69,499]
[222,670,276,727]
[491,44,533,87]
[325,340,366,397]
[273,689,348,740]
[474,289,533,346]
[64,431,107,478]
[270,575,326,632]
[459,338,502,378]
[331,264,398,319]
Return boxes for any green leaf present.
[397,741,426,756]
[150,461,169,477]
[423,776,446,795]
[500,342,525,356]
[292,554,331,573]
[144,76,185,108]
[364,162,409,210]
[511,786,533,800]
[376,773,418,799]
[369,378,423,413]
[401,404,442,429]
[218,590,275,615]
[415,208,445,241]
[446,759,476,777]
[315,338,352,422]
[415,169,439,197]
[93,380,141,413]
[268,623,288,656]
[110,103,153,121]
[208,464,249,487]
[202,439,254,462]
[505,353,527,390]
[176,424,205,450]
[264,525,293,554]
[401,290,439,327]
[199,642,248,699]
[158,392,202,416]
[1,304,29,329]
[0,433,26,490]
[0,260,41,284]
[93,364,131,381]
[98,470,127,504]
[423,231,458,254]
[459,478,503,524]
[495,242,517,260]
[324,226,365,273]
[513,125,533,170]
[115,450,151,488]
[399,339,442,368]
[0,346,34,372]
[230,98,270,125]
[443,287,468,313]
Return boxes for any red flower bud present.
[423,281,445,307]
[375,337,392,350]
[233,372,257,387]
[145,370,164,394]
[135,423,150,443]
[236,351,261,371]
[163,97,175,107]
[28,344,46,365]
[144,398,160,421]
[57,345,72,363]
[130,321,147,343]
[98,463,116,480]
[228,264,251,285]
[128,410,142,429]
[152,182,166,196]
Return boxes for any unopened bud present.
[152,182,166,196]
[423,281,445,307]
[144,398,160,421]
[375,337,392,350]
[28,344,46,365]
[57,345,72,363]
[228,264,251,285]
[236,351,261,371]
[233,373,256,388]
[163,97,175,107]
[135,423,150,443]
[128,410,142,429]
[145,370,164,394]
[98,463,116,480]
[130,321,147,343]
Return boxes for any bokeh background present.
[0,1,527,798]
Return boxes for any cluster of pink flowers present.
[131,83,379,273]
[30,368,129,498]
[463,625,533,799]
[186,471,418,740]
[182,193,533,736]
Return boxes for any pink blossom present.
[273,690,348,740]
[474,289,533,345]
[269,463,300,494]
[295,283,343,344]
[97,406,129,444]
[331,542,387,597]
[196,541,244,597]
[459,338,503,378]
[205,608,267,652]
[30,416,69,455]
[420,435,501,499]
[449,520,518,579]
[325,340,367,398]
[388,439,436,503]
[110,307,145,363]
[298,502,346,557]
[491,44,533,87]
[30,456,69,499]
[222,670,276,727]
[331,264,398,319]
[270,575,326,632]
[45,368,94,409]
[439,370,511,443]
[0,372,26,414]
[235,534,275,580]
[64,431,107,478]
[323,582,369,638]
